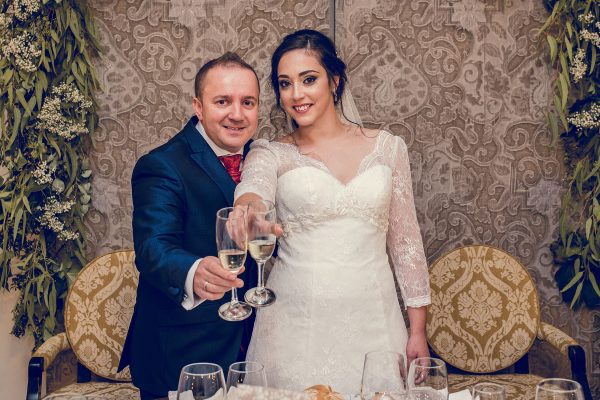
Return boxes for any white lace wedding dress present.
[234,130,430,396]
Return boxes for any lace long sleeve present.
[386,135,431,308]
[235,139,278,203]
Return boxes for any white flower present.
[37,197,80,241]
[10,0,41,21]
[568,102,600,130]
[37,83,92,140]
[32,160,55,185]
[581,29,600,48]
[579,13,595,25]
[0,32,41,72]
[570,48,587,82]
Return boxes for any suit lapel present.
[183,118,236,206]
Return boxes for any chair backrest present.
[64,250,138,381]
[426,245,540,373]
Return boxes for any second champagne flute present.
[216,206,252,321]
[245,200,277,307]
[407,357,448,400]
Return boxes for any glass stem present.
[256,261,265,294]
[230,287,239,306]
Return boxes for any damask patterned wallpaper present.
[87,0,598,394]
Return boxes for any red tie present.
[218,154,242,184]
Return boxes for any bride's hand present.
[406,331,429,372]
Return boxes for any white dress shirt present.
[181,122,243,310]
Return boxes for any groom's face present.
[193,65,259,153]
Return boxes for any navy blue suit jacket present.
[119,116,255,396]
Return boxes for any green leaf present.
[547,35,558,63]
[3,69,14,84]
[591,45,597,74]
[570,282,583,308]
[559,73,569,109]
[590,271,600,297]
[561,270,584,292]
[565,37,573,61]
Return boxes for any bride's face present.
[276,49,338,129]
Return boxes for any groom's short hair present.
[194,52,260,99]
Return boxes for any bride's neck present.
[294,109,346,144]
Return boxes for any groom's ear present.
[192,97,204,123]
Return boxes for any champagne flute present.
[177,363,226,400]
[360,351,407,400]
[471,382,506,400]
[407,357,448,400]
[227,361,267,399]
[535,378,584,400]
[244,200,277,307]
[216,206,252,321]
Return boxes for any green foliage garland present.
[541,0,600,308]
[0,0,100,344]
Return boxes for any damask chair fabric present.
[427,245,591,400]
[27,250,140,400]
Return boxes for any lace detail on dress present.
[385,134,431,308]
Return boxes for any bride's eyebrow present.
[278,70,319,80]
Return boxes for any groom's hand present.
[193,256,244,301]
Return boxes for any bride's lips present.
[292,104,312,113]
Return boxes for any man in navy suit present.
[119,52,260,399]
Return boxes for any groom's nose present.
[228,102,243,121]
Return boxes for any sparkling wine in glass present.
[216,206,252,321]
[177,363,226,399]
[227,361,267,398]
[471,382,506,400]
[244,200,277,307]
[360,351,407,400]
[407,357,448,400]
[535,378,584,400]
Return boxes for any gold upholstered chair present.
[26,250,140,400]
[427,244,592,400]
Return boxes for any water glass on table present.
[360,351,407,400]
[470,382,506,400]
[535,378,584,400]
[177,363,226,400]
[216,206,252,321]
[244,199,277,307]
[407,357,448,400]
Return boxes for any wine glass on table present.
[470,382,506,400]
[407,357,448,400]
[216,206,252,321]
[226,361,267,398]
[535,378,584,400]
[177,362,226,399]
[244,199,277,307]
[360,350,407,399]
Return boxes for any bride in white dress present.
[234,29,431,395]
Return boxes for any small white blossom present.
[32,160,55,185]
[37,197,80,241]
[581,29,600,48]
[570,48,587,82]
[568,102,600,130]
[579,13,595,25]
[0,13,11,29]
[9,0,41,21]
[0,32,41,72]
[37,83,92,140]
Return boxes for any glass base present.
[244,287,276,307]
[218,301,253,321]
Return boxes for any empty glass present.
[407,357,448,400]
[227,361,267,399]
[360,351,407,399]
[471,382,506,400]
[177,363,226,399]
[535,378,584,400]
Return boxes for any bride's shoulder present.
[273,134,295,145]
